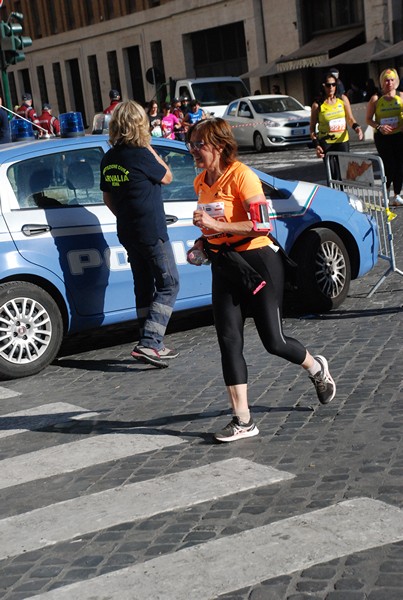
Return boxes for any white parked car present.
[223,95,311,152]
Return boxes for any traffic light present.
[0,13,32,68]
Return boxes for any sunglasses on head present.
[325,82,337,88]
[186,141,206,150]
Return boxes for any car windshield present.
[251,97,305,114]
[192,81,249,107]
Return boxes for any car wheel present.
[292,228,351,312]
[0,282,63,380]
[253,132,265,153]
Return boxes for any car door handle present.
[165,214,178,225]
[22,224,52,236]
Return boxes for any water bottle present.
[187,249,210,265]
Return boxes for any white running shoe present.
[309,355,336,404]
[214,417,259,442]
[390,195,403,207]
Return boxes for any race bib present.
[380,116,399,130]
[197,201,226,237]
[329,117,346,133]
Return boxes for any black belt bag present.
[203,237,266,295]
[203,235,297,295]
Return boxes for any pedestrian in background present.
[364,78,379,100]
[171,98,185,140]
[180,95,190,115]
[186,118,336,443]
[100,100,180,368]
[366,68,403,207]
[16,92,41,134]
[310,71,363,181]
[103,89,121,115]
[146,100,163,137]
[37,103,60,137]
[0,96,10,144]
[329,67,346,96]
[183,99,206,129]
[161,102,181,139]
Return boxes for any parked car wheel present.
[292,228,351,312]
[253,132,266,153]
[0,282,63,380]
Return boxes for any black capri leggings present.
[374,131,403,195]
[212,245,307,386]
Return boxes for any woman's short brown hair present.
[186,118,238,167]
[109,100,150,147]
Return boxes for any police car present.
[0,128,378,379]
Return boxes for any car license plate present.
[292,128,306,136]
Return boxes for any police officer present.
[16,92,41,133]
[103,89,121,115]
[38,103,60,136]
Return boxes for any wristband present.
[312,138,319,148]
[352,123,360,131]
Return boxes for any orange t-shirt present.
[194,161,271,251]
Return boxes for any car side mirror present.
[239,109,252,118]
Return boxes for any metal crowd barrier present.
[325,151,403,297]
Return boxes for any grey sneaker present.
[131,345,168,368]
[214,417,259,443]
[158,346,179,359]
[309,355,336,404]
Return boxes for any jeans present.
[123,238,180,350]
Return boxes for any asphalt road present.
[1,140,403,600]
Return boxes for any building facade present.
[0,0,402,126]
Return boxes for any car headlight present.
[264,118,280,128]
[348,194,365,213]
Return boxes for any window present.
[8,71,17,108]
[154,147,198,203]
[53,63,66,114]
[107,51,121,95]
[227,101,238,117]
[302,0,364,36]
[8,148,105,210]
[83,0,95,25]
[238,101,251,116]
[37,66,49,107]
[48,2,58,34]
[191,22,247,76]
[64,0,76,29]
[88,55,103,113]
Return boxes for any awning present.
[321,38,391,66]
[371,39,403,61]
[239,60,279,78]
[276,27,364,72]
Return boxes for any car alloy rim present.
[315,240,346,298]
[0,296,52,364]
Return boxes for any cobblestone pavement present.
[0,177,402,599]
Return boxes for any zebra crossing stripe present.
[0,386,20,399]
[0,458,293,560]
[0,431,187,490]
[28,497,403,600]
[0,402,98,439]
